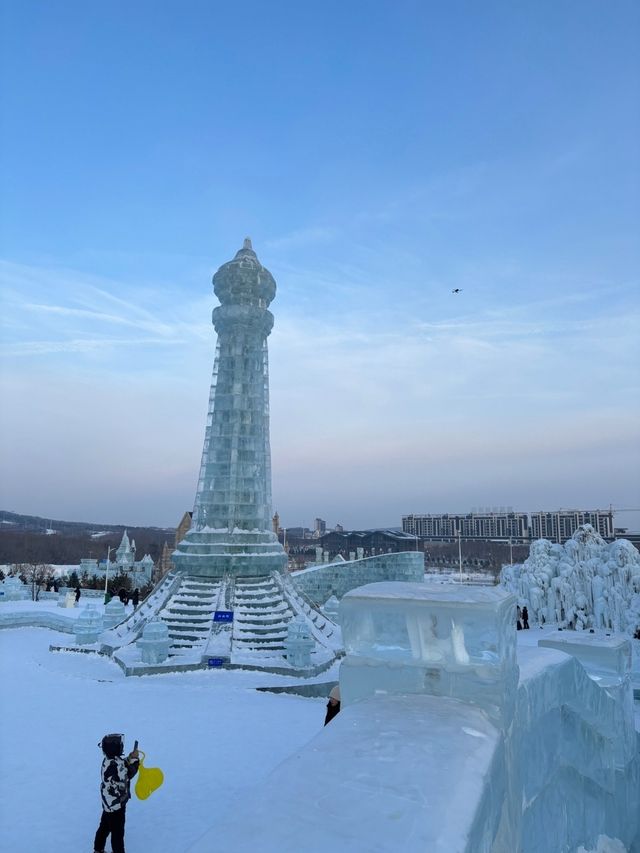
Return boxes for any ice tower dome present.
[212,237,276,307]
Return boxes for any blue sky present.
[1,0,639,531]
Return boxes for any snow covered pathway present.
[0,627,330,853]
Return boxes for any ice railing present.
[339,581,519,725]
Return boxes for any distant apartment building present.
[314,518,327,537]
[402,512,529,541]
[530,509,614,543]
[403,509,615,544]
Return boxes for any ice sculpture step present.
[155,576,222,658]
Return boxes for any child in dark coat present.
[94,733,139,853]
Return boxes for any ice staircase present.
[159,576,223,658]
[231,575,293,659]
[96,570,341,673]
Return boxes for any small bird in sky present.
[452,288,463,294]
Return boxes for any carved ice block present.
[136,618,170,664]
[1,577,27,602]
[539,632,633,722]
[539,633,630,680]
[339,582,519,725]
[102,597,126,630]
[74,604,103,644]
[285,614,314,668]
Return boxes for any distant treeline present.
[0,512,175,566]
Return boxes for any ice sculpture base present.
[172,528,287,577]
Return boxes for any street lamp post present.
[103,546,113,604]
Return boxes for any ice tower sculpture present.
[173,239,287,578]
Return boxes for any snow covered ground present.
[0,622,336,853]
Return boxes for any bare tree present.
[11,563,55,601]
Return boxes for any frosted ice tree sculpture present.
[173,239,287,578]
[500,525,640,634]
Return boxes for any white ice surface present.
[187,692,501,853]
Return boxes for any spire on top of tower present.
[243,237,252,250]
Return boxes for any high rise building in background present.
[173,239,287,577]
[402,509,614,544]
[529,509,614,543]
[403,511,529,541]
[314,518,326,537]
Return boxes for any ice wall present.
[291,551,424,606]
[505,644,639,853]
[501,525,640,635]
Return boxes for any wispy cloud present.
[23,302,175,336]
[264,226,337,251]
[3,337,184,356]
[0,259,213,363]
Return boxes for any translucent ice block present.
[339,582,519,725]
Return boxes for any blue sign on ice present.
[207,657,227,667]
[213,610,234,623]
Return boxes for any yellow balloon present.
[134,753,164,800]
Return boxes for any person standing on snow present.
[94,733,139,853]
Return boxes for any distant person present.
[46,579,53,592]
[75,586,81,604]
[132,589,139,609]
[516,606,523,631]
[324,685,341,726]
[522,606,530,630]
[53,578,59,593]
[94,733,139,853]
